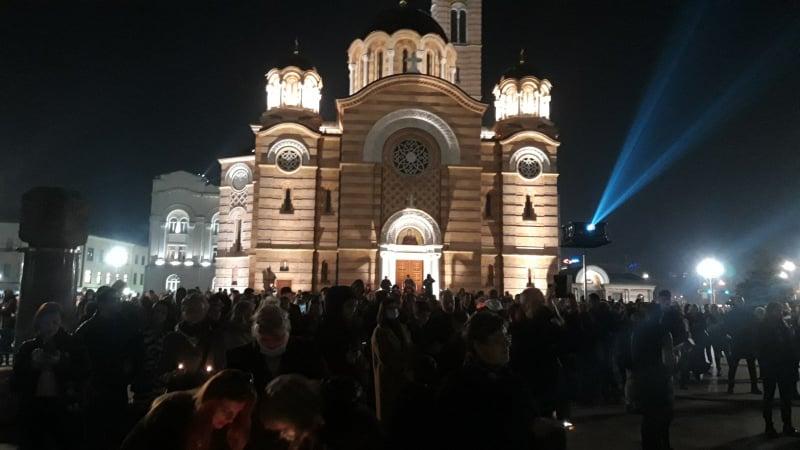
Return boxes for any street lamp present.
[781,260,796,272]
[696,257,724,304]
[779,271,790,280]
[642,272,650,280]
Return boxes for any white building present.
[573,265,656,302]
[0,222,25,293]
[145,171,220,293]
[77,235,148,294]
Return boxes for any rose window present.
[230,168,250,191]
[392,139,430,175]
[277,148,301,173]
[517,156,542,180]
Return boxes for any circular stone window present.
[392,139,430,175]
[276,148,302,173]
[230,168,250,191]
[517,156,542,180]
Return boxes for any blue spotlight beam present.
[592,23,800,224]
[593,2,708,222]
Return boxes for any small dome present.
[362,1,448,42]
[501,50,539,80]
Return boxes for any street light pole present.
[582,253,588,302]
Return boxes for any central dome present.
[362,1,448,41]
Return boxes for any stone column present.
[16,187,88,342]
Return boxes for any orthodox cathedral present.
[214,0,560,296]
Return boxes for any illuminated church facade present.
[214,0,561,296]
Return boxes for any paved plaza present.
[569,369,800,449]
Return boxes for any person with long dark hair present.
[121,369,256,450]
[11,302,87,450]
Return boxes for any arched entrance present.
[379,208,442,297]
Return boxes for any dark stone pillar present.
[15,187,88,343]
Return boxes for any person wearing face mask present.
[371,294,414,423]
[757,302,800,438]
[436,311,548,450]
[120,369,256,450]
[226,304,327,396]
[12,302,88,450]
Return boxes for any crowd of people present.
[3,279,800,450]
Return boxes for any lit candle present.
[205,365,213,373]
[177,362,185,370]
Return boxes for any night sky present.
[1,0,798,293]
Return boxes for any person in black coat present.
[757,302,800,437]
[226,303,327,395]
[11,302,88,450]
[437,311,565,450]
[725,296,761,394]
[75,286,144,450]
[509,287,565,418]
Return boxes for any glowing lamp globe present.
[781,261,796,272]
[696,258,724,280]
[105,246,129,268]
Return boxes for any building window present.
[277,148,302,173]
[167,245,186,261]
[212,246,218,262]
[458,10,467,43]
[323,189,333,214]
[166,274,180,292]
[484,192,492,218]
[105,273,111,285]
[95,272,102,284]
[280,189,294,214]
[134,255,138,265]
[522,194,536,221]
[211,220,219,235]
[168,217,178,233]
[392,139,430,176]
[450,6,467,44]
[115,273,121,281]
[83,270,91,284]
[133,273,137,285]
[426,52,433,75]
[123,273,128,282]
[517,156,543,180]
[402,49,408,73]
[87,247,94,262]
[376,50,383,78]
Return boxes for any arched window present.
[458,10,467,43]
[402,49,408,73]
[451,5,467,44]
[484,192,492,218]
[426,52,433,75]
[376,51,383,79]
[165,274,180,292]
[178,218,189,234]
[166,209,190,234]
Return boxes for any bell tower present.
[431,0,482,100]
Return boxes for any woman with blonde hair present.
[121,368,256,450]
